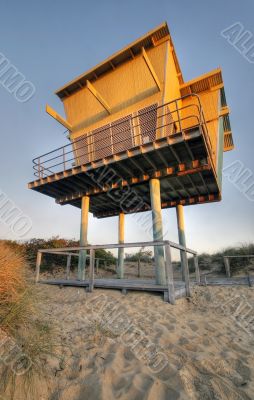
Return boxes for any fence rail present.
[32,94,212,179]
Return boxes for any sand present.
[2,283,254,399]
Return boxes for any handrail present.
[37,240,197,255]
[32,93,212,179]
[32,115,201,178]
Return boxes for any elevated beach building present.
[28,23,234,284]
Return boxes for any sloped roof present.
[55,22,183,100]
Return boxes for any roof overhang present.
[55,22,183,100]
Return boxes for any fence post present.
[96,258,99,274]
[35,252,42,283]
[183,250,191,297]
[165,244,175,304]
[194,255,200,284]
[66,254,71,280]
[224,257,231,278]
[89,249,95,292]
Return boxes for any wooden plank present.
[194,255,200,283]
[165,244,175,304]
[183,251,191,296]
[89,249,95,292]
[37,240,197,255]
[66,255,71,280]
[224,257,231,277]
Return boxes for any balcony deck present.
[28,95,220,217]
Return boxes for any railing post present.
[183,250,191,297]
[63,147,66,170]
[38,157,41,179]
[175,99,182,133]
[96,258,99,274]
[194,255,200,284]
[35,251,42,283]
[66,254,71,280]
[89,249,95,292]
[165,243,175,304]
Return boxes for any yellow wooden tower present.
[29,22,233,284]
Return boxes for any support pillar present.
[117,212,125,279]
[176,204,186,281]
[78,196,89,280]
[149,178,166,285]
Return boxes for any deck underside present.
[29,128,220,217]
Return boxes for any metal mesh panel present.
[138,104,157,144]
[73,134,90,166]
[92,124,112,161]
[111,115,133,153]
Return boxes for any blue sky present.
[0,0,253,253]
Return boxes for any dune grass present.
[0,242,54,399]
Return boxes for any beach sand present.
[1,280,254,399]
[14,283,252,400]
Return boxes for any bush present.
[198,243,254,275]
[0,237,117,272]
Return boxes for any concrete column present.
[117,212,125,279]
[149,178,166,285]
[78,196,89,280]
[176,204,186,281]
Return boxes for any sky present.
[0,0,253,254]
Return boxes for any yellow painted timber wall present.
[63,42,169,140]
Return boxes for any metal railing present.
[32,94,212,179]
[35,240,200,304]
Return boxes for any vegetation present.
[125,247,153,263]
[0,241,53,399]
[125,247,153,277]
[198,242,254,275]
[0,237,116,272]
